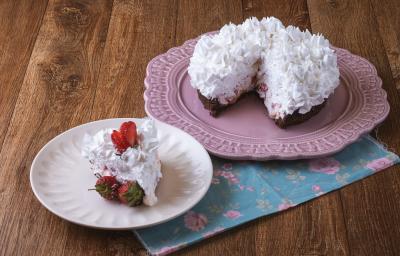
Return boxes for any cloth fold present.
[134,136,399,256]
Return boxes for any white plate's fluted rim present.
[30,118,213,230]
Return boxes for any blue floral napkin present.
[134,135,399,255]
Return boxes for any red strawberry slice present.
[111,130,130,153]
[120,121,138,147]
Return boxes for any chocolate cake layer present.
[197,89,326,128]
[197,90,224,116]
[197,90,249,117]
[274,101,326,128]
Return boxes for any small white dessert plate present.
[30,118,213,230]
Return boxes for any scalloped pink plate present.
[144,35,390,160]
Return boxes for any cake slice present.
[82,119,162,206]
[188,18,263,116]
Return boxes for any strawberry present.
[111,130,130,153]
[89,176,120,200]
[111,121,139,153]
[117,181,144,206]
[120,121,138,147]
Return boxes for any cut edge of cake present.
[189,17,340,128]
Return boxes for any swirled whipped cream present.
[81,119,161,206]
[188,17,263,103]
[257,25,339,118]
[188,16,340,118]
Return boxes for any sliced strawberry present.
[111,130,130,153]
[120,121,138,147]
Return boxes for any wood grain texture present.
[0,0,399,255]
[0,0,48,150]
[91,0,177,120]
[175,0,242,45]
[308,0,400,255]
[369,0,400,157]
[0,0,113,255]
[242,0,310,30]
[254,196,349,256]
[371,0,400,91]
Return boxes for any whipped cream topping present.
[188,16,340,118]
[188,17,264,102]
[81,119,162,206]
[257,25,339,118]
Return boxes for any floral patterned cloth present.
[134,136,399,256]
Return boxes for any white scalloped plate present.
[30,118,213,230]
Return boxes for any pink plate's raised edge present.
[143,35,390,161]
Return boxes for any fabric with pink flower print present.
[309,157,341,174]
[135,136,399,256]
[365,157,393,172]
[278,201,295,211]
[184,211,208,231]
[223,210,242,220]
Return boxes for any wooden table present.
[1,0,399,255]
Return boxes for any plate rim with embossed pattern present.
[144,33,390,160]
[30,118,213,230]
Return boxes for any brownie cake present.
[188,17,340,128]
[197,90,251,117]
[274,102,326,128]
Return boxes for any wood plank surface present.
[0,0,113,255]
[0,0,48,150]
[242,0,310,30]
[371,0,400,91]
[308,0,400,255]
[91,0,178,120]
[0,0,399,255]
[175,0,243,45]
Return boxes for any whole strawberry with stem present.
[118,181,144,206]
[89,176,120,200]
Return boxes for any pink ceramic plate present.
[144,35,389,160]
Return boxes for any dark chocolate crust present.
[274,101,326,128]
[197,89,326,128]
[197,90,248,117]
